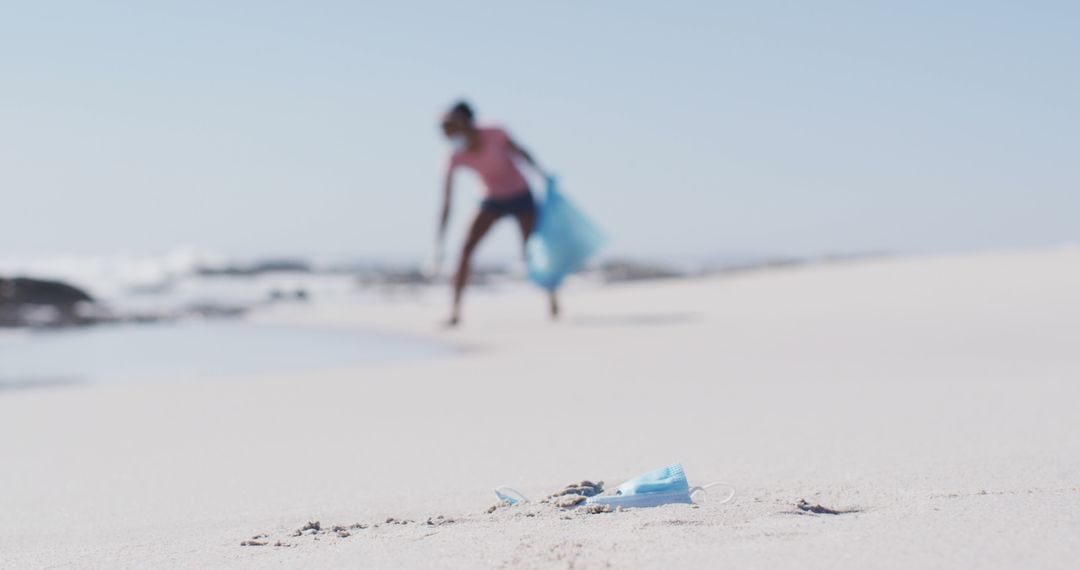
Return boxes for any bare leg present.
[449,208,500,326]
[513,208,559,320]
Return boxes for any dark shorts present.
[481,190,536,218]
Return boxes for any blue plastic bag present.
[526,177,606,291]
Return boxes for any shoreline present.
[0,318,456,393]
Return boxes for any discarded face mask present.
[493,464,734,510]
[585,463,735,509]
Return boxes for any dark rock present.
[795,499,858,515]
[198,258,311,277]
[0,277,97,327]
[181,302,248,319]
[356,268,431,288]
[268,288,310,302]
[598,260,685,283]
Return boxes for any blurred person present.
[437,100,556,326]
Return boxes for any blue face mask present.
[586,463,734,509]
[449,134,469,152]
[492,464,733,509]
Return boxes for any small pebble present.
[425,515,455,526]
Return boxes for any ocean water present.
[0,320,452,390]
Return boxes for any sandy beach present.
[2,247,1079,569]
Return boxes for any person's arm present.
[506,136,548,179]
[438,165,454,243]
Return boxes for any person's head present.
[441,100,475,139]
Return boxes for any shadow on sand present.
[0,376,86,392]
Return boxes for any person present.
[437,100,557,326]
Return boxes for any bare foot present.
[443,314,460,328]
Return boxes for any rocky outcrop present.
[0,277,97,327]
[196,258,312,277]
[597,260,686,283]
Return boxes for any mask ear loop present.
[494,486,529,505]
[689,482,736,505]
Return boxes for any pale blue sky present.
[2,1,1077,261]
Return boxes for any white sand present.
[2,247,1080,569]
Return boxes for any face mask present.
[492,463,734,509]
[449,134,469,152]
[585,463,734,509]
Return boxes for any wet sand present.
[1,247,1079,569]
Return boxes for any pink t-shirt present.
[448,127,530,200]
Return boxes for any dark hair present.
[448,100,474,121]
